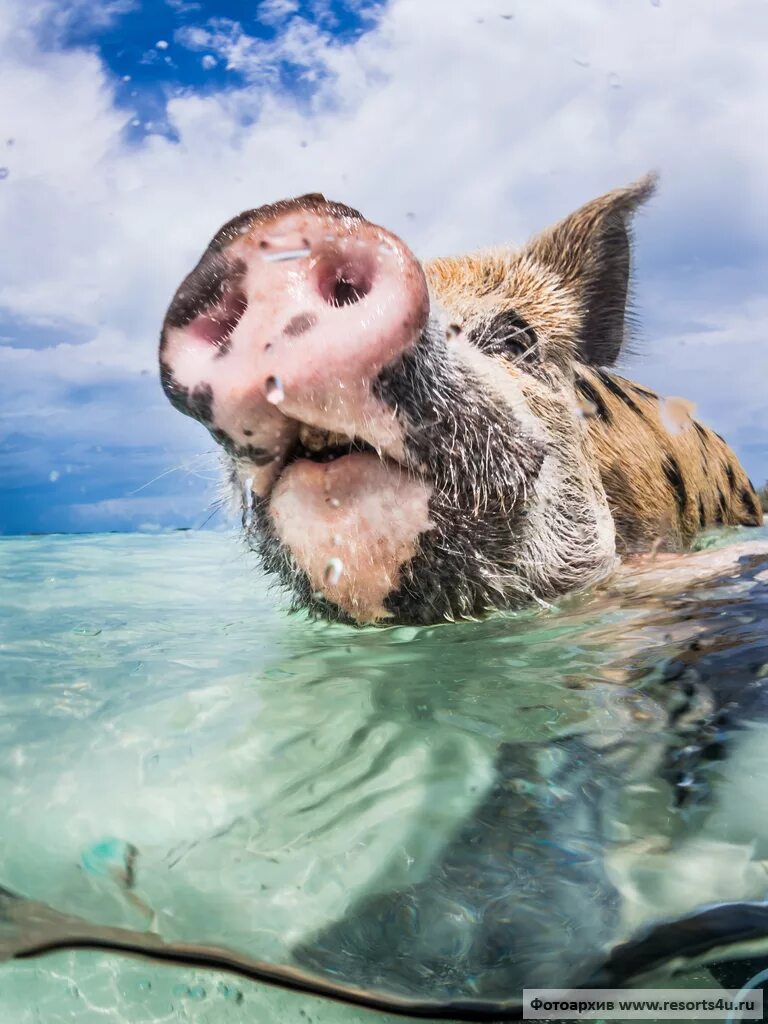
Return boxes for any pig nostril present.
[189,286,247,353]
[331,277,366,307]
[316,254,375,309]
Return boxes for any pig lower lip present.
[268,452,433,622]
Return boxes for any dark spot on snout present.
[188,383,215,425]
[159,366,214,425]
[662,454,687,516]
[158,369,274,465]
[209,433,276,466]
[575,375,611,423]
[207,423,275,465]
[284,312,318,337]
[164,254,247,332]
[159,364,188,416]
[210,194,362,253]
[597,370,643,415]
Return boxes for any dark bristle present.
[576,375,611,423]
[597,370,644,415]
[662,454,687,516]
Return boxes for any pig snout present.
[160,195,429,485]
[159,195,435,622]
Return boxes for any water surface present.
[2,529,768,1022]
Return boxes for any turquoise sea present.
[2,527,768,1023]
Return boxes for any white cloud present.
[175,14,336,80]
[257,0,300,26]
[1,0,767,502]
[64,494,211,527]
[10,0,138,38]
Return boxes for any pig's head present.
[159,176,656,625]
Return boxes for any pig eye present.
[468,309,539,364]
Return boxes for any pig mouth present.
[285,424,382,470]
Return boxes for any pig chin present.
[268,452,434,623]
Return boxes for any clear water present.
[2,528,768,1023]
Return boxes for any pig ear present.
[524,173,657,367]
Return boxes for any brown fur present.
[424,175,763,557]
[582,370,762,551]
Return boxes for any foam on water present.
[2,527,768,1022]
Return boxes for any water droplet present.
[265,376,284,404]
[242,476,254,530]
[122,74,131,82]
[202,54,217,70]
[0,167,9,181]
[172,984,190,998]
[49,469,60,482]
[261,247,311,263]
[323,557,344,587]
[130,118,141,127]
[138,980,152,992]
[156,39,169,49]
[607,72,621,89]
[328,497,340,509]
[188,985,206,1000]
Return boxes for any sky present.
[0,0,766,534]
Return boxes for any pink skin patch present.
[270,454,434,623]
[162,207,429,497]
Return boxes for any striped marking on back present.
[580,368,763,551]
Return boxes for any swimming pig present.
[159,176,762,625]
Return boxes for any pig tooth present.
[298,424,330,451]
[326,430,352,448]
[297,424,354,451]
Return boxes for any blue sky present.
[0,0,767,534]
